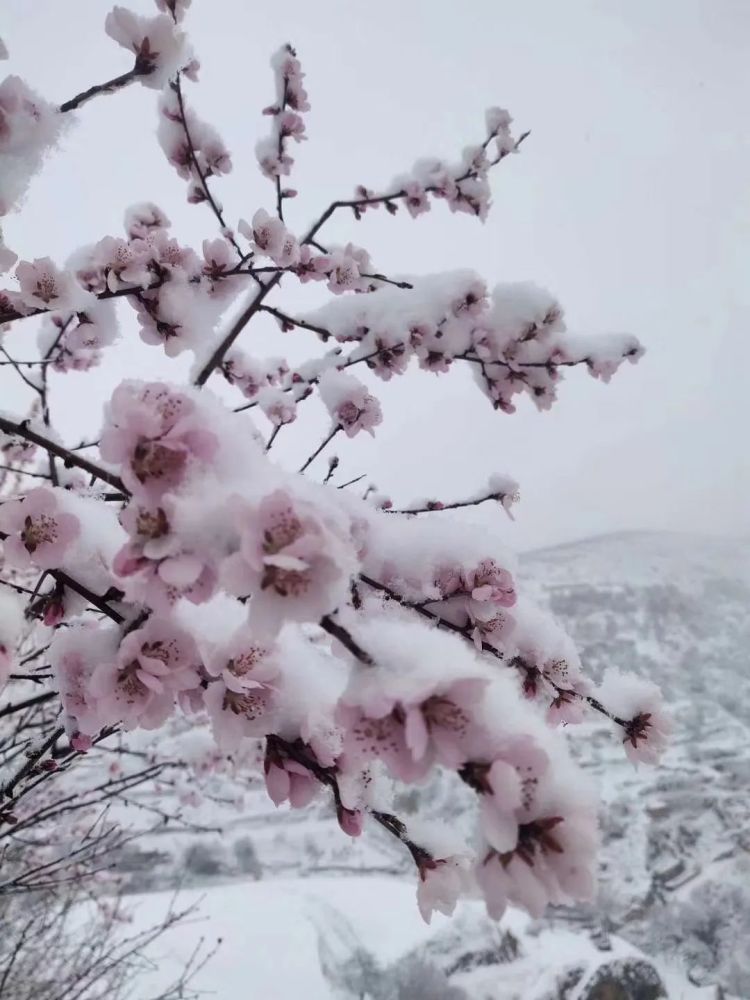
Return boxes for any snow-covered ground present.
[129,875,726,999]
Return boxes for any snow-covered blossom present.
[203,625,280,748]
[100,381,218,500]
[124,201,171,239]
[596,668,671,764]
[417,857,467,923]
[0,487,80,569]
[222,489,358,637]
[15,257,91,312]
[104,6,188,89]
[0,75,63,216]
[318,369,382,437]
[475,779,598,920]
[239,209,299,267]
[338,620,492,780]
[264,744,319,809]
[49,624,120,737]
[157,87,232,201]
[257,386,296,426]
[255,45,309,184]
[113,499,217,611]
[89,618,201,730]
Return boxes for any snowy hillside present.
[114,531,749,997]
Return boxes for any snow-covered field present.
[129,875,727,999]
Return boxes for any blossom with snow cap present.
[100,381,218,500]
[417,856,467,923]
[104,6,188,89]
[318,369,382,438]
[222,489,357,637]
[338,674,489,783]
[203,625,280,748]
[596,668,671,765]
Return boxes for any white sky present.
[2,0,748,550]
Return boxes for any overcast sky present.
[2,0,748,551]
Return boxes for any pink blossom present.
[89,619,201,730]
[271,45,310,112]
[221,351,272,399]
[125,202,171,239]
[202,237,235,279]
[203,626,280,748]
[104,6,188,89]
[322,244,372,295]
[239,209,299,267]
[337,806,364,838]
[91,236,152,292]
[257,386,296,426]
[0,487,80,569]
[278,110,306,143]
[475,821,582,919]
[15,257,90,312]
[403,180,430,219]
[319,369,382,438]
[50,625,120,738]
[113,500,217,611]
[264,742,319,809]
[460,735,550,853]
[70,732,93,752]
[365,335,411,380]
[339,676,489,782]
[222,489,357,637]
[596,668,671,765]
[466,559,516,608]
[416,857,466,923]
[100,381,218,500]
[293,245,332,284]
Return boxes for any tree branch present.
[0,416,126,493]
[59,65,145,114]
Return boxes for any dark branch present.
[59,65,145,114]
[0,415,126,492]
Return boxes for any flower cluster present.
[255,44,309,193]
[353,106,517,223]
[158,85,232,205]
